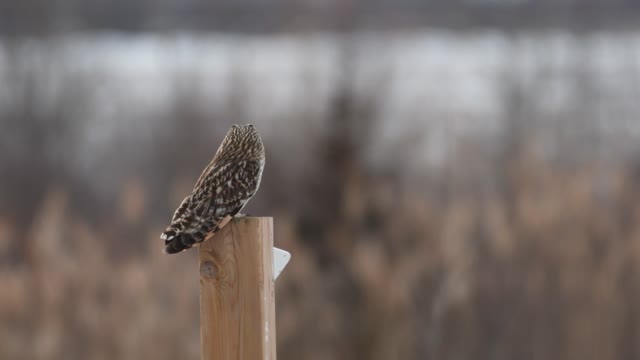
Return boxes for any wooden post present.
[199,217,276,360]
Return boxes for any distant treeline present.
[2,0,640,35]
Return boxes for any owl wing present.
[171,195,191,222]
[187,160,262,219]
[162,160,264,255]
[206,160,264,217]
[190,160,235,217]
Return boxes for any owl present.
[161,124,265,254]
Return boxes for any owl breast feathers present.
[161,124,265,254]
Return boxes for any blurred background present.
[2,1,640,360]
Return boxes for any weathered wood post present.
[199,217,276,360]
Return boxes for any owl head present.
[216,124,265,161]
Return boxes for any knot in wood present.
[200,261,217,280]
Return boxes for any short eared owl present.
[161,124,265,254]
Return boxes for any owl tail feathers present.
[161,232,197,254]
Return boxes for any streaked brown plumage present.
[161,124,265,254]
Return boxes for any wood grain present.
[199,217,276,360]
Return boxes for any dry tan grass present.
[1,147,640,360]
